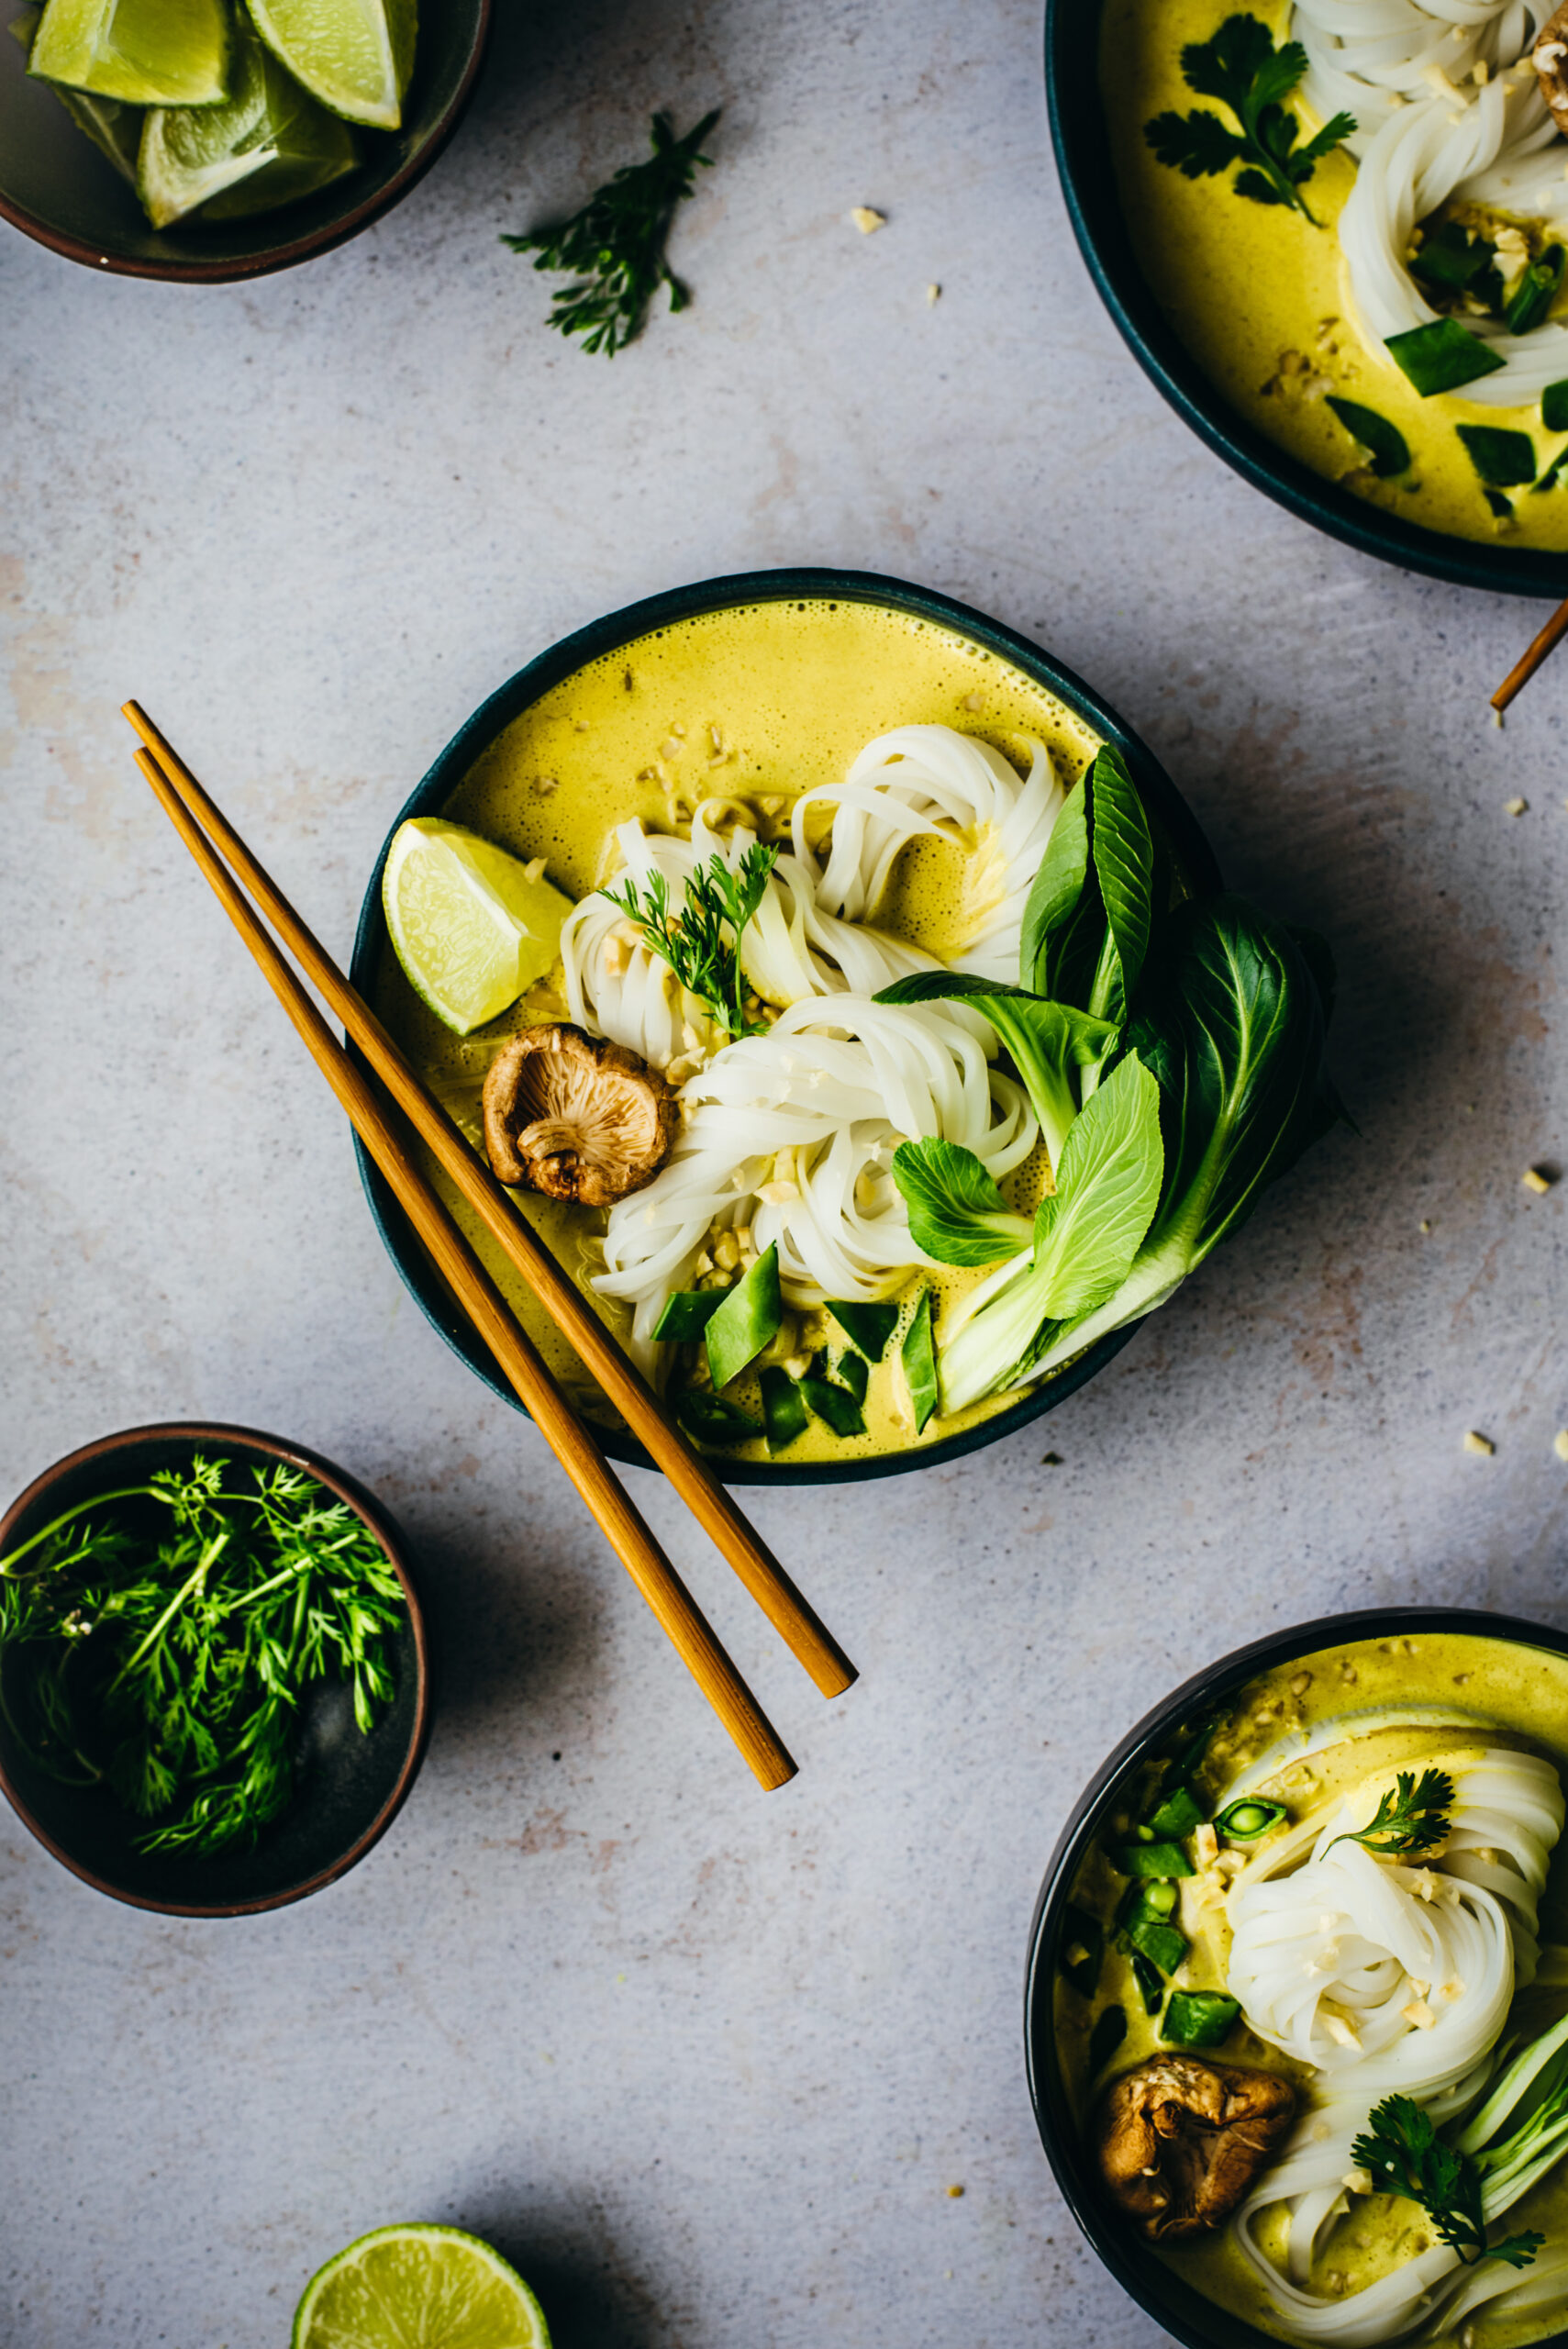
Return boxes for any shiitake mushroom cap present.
[482,1022,677,1208]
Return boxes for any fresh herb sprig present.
[0,1457,405,1857]
[1145,16,1355,225]
[503,109,719,356]
[1351,2096,1543,2270]
[1329,1766,1453,1861]
[606,843,779,1040]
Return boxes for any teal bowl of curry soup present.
[1026,1606,1568,2349]
[1047,0,1568,596]
[350,567,1230,1486]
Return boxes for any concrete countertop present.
[2,1,1564,2342]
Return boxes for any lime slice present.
[292,2224,551,2349]
[245,0,415,129]
[28,0,230,106]
[383,818,573,1035]
[138,27,359,226]
[11,8,142,179]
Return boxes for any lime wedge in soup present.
[292,2223,551,2349]
[10,7,141,182]
[246,0,415,129]
[384,818,574,1035]
[138,27,360,227]
[28,0,231,107]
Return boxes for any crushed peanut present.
[1523,1165,1554,1193]
[1462,1430,1496,1456]
[851,206,886,233]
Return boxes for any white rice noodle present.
[1294,0,1568,403]
[1225,1747,1566,2342]
[593,996,1038,1354]
[789,726,1064,984]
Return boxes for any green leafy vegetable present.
[1543,380,1568,434]
[1089,2003,1129,2075]
[889,1136,1033,1267]
[1457,425,1538,490]
[1217,1796,1287,1840]
[0,1455,405,1857]
[651,1289,725,1342]
[1162,1990,1240,2049]
[606,841,777,1040]
[1385,318,1507,398]
[901,1289,940,1431]
[1329,1766,1452,1860]
[1352,2096,1543,2270]
[705,1242,783,1388]
[1144,15,1354,224]
[825,1298,900,1361]
[877,974,1115,1164]
[1326,396,1411,480]
[758,1365,809,1453]
[502,109,719,356]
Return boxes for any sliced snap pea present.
[1385,318,1506,397]
[798,1375,865,1439]
[1118,1878,1181,1932]
[704,1243,782,1388]
[1325,396,1410,481]
[1059,1903,1104,1997]
[825,1298,900,1360]
[1088,2003,1127,2076]
[1457,423,1537,489]
[675,1390,762,1447]
[1216,1798,1287,1842]
[1147,1783,1206,1839]
[1128,1920,1187,1976]
[902,1288,939,1431]
[828,1346,869,1406]
[758,1365,808,1453]
[1129,1951,1164,2016]
[1161,1990,1240,2051]
[1118,1841,1194,1880]
[652,1289,724,1342]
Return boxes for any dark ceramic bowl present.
[0,0,488,281]
[1023,1604,1568,2349]
[350,564,1222,1486]
[1046,1,1568,599]
[0,1422,432,1915]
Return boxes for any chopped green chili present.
[1119,1841,1195,1880]
[652,1289,725,1341]
[1325,396,1411,480]
[1088,2003,1128,2076]
[758,1365,808,1453]
[1457,424,1538,488]
[1162,1990,1240,2050]
[1385,318,1506,397]
[798,1375,865,1439]
[704,1242,782,1387]
[825,1298,900,1360]
[1543,380,1568,433]
[1506,243,1564,336]
[1129,1920,1188,1976]
[675,1390,762,1446]
[1059,1904,1105,1996]
[901,1288,939,1431]
[1147,1782,1207,1838]
[1129,1951,1165,2016]
[1216,1797,1287,1841]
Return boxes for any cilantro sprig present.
[1145,15,1355,225]
[1352,2096,1543,2270]
[503,110,719,357]
[606,843,779,1041]
[1329,1766,1453,1861]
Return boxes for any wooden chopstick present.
[130,740,797,1793]
[123,701,855,1704]
[1492,588,1568,715]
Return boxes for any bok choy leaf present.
[875,970,1115,1164]
[891,1137,1033,1266]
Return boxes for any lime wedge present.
[28,0,230,107]
[383,818,573,1035]
[138,26,359,226]
[12,6,142,179]
[245,0,414,129]
[292,2224,551,2349]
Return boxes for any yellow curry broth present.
[372,598,1103,1463]
[1055,1631,1568,2346]
[1104,0,1568,551]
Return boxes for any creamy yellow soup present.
[1105,0,1568,551]
[372,596,1114,1464]
[1055,1631,1568,2346]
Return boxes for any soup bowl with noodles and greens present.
[353,571,1343,1483]
[1028,1608,1568,2349]
[1051,0,1568,587]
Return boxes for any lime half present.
[246,0,414,129]
[292,2224,551,2349]
[138,28,359,226]
[383,818,573,1036]
[28,0,230,106]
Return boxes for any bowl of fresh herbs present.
[0,1422,431,1914]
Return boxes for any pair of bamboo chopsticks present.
[122,702,856,1791]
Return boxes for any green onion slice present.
[1385,318,1507,397]
[1216,1797,1287,1842]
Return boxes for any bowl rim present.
[1044,0,1568,602]
[0,1419,433,1916]
[348,562,1224,1486]
[1022,1602,1568,2349]
[0,0,491,284]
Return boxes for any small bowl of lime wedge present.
[0,0,489,280]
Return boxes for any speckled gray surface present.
[2,3,1566,2343]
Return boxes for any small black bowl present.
[1045,0,1568,600]
[349,564,1223,1486]
[0,0,489,282]
[0,1422,432,1916]
[1023,1604,1568,2349]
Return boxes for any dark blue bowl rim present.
[348,563,1223,1486]
[1023,1602,1568,2349]
[1044,0,1568,602]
